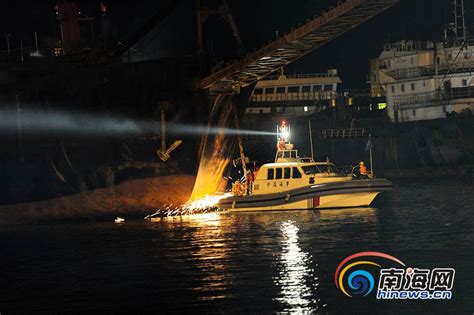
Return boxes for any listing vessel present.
[217,122,393,212]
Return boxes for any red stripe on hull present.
[313,197,320,208]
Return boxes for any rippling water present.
[1,178,473,313]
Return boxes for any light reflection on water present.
[148,212,231,301]
[188,213,229,301]
[144,208,379,311]
[274,220,316,312]
[1,178,473,313]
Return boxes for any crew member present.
[246,170,253,195]
[359,161,368,179]
[232,181,244,196]
[277,139,286,151]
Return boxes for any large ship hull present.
[242,115,474,174]
[0,59,206,208]
[0,56,254,221]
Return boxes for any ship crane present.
[200,0,399,93]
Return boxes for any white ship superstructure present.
[371,40,474,122]
[246,69,342,117]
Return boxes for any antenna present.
[308,120,314,160]
[453,0,467,43]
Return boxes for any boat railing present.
[384,61,474,81]
[383,41,433,52]
[261,73,339,81]
[393,91,445,108]
[393,87,474,109]
[320,128,366,139]
[298,157,315,163]
[250,91,337,102]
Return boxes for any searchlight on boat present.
[277,122,290,143]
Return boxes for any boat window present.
[267,168,274,180]
[276,87,286,94]
[292,167,302,179]
[288,86,300,93]
[277,151,283,159]
[275,168,283,179]
[284,167,291,179]
[313,85,322,92]
[312,164,341,174]
[302,165,322,175]
[302,85,311,93]
[254,88,263,95]
[318,165,333,173]
[265,87,275,94]
[323,84,333,91]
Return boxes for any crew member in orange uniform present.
[359,161,368,179]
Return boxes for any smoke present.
[0,108,275,137]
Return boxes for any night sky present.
[0,0,472,88]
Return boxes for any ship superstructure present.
[370,0,474,123]
[370,40,474,122]
[246,69,341,117]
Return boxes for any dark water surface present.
[1,178,473,314]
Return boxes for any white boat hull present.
[228,192,379,212]
[217,179,392,212]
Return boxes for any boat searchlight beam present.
[0,108,277,138]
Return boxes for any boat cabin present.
[252,159,350,195]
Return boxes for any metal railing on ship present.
[260,73,339,81]
[320,128,366,139]
[384,61,474,81]
[393,86,474,110]
[251,91,337,102]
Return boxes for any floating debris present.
[145,193,231,220]
[115,217,125,224]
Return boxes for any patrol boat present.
[217,122,393,211]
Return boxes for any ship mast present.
[453,0,467,44]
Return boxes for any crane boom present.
[200,0,398,92]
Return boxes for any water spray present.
[145,192,232,219]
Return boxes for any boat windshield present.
[302,164,341,175]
